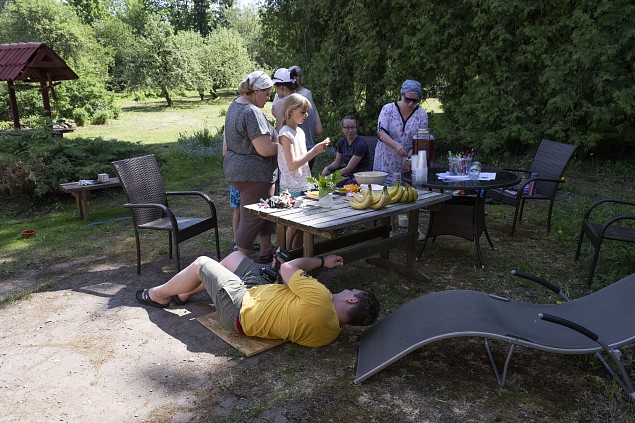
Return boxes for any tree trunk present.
[161,85,172,107]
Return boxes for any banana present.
[390,187,403,203]
[396,185,405,203]
[403,184,416,202]
[410,186,419,201]
[400,184,411,202]
[371,189,384,205]
[350,191,365,203]
[371,186,390,210]
[349,186,373,209]
[390,184,404,203]
[387,181,400,197]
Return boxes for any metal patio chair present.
[488,139,577,236]
[574,198,635,284]
[112,154,220,274]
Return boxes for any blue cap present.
[400,80,422,97]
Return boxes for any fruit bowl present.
[354,171,388,185]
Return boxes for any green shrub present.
[91,110,109,125]
[0,131,151,201]
[72,108,90,127]
[0,121,14,130]
[175,127,224,159]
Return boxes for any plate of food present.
[304,190,320,199]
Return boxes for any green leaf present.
[306,170,345,197]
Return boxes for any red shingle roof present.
[0,42,78,82]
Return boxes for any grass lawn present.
[67,92,232,144]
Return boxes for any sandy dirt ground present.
[0,256,254,423]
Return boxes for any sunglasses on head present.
[403,96,420,104]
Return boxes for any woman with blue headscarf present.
[374,80,429,185]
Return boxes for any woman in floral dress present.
[374,80,428,185]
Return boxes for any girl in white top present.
[277,93,330,246]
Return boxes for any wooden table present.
[244,189,451,281]
[59,178,121,222]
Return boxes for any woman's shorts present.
[229,186,240,209]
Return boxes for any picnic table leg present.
[379,216,391,261]
[275,223,287,250]
[303,232,315,257]
[405,209,419,266]
[366,209,431,282]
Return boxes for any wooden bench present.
[59,178,121,222]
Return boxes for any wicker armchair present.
[574,198,635,284]
[112,154,220,274]
[360,136,378,164]
[488,139,577,237]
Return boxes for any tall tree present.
[202,27,255,95]
[222,5,265,66]
[120,13,218,106]
[66,0,107,24]
[261,0,635,154]
[145,0,232,35]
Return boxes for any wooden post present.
[7,80,20,128]
[40,79,51,117]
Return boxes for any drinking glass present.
[469,161,482,180]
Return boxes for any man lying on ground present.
[136,251,380,347]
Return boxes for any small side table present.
[406,168,521,268]
[59,178,121,222]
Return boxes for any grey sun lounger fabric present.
[355,273,635,387]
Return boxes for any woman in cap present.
[224,71,278,263]
[271,68,298,131]
[373,79,429,185]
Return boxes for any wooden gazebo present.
[0,42,78,129]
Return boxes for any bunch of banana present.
[371,186,391,210]
[400,183,419,202]
[388,181,403,203]
[387,181,419,203]
[349,185,373,209]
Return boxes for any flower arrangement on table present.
[306,170,345,198]
[447,149,477,176]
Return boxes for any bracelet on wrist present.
[319,256,325,268]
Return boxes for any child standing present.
[277,93,330,246]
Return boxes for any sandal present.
[170,295,188,306]
[136,289,169,308]
[253,247,276,264]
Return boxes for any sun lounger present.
[355,271,635,401]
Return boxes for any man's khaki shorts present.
[199,257,269,332]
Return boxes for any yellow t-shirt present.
[239,270,341,347]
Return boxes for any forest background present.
[0,0,633,156]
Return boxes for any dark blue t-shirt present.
[336,136,371,176]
